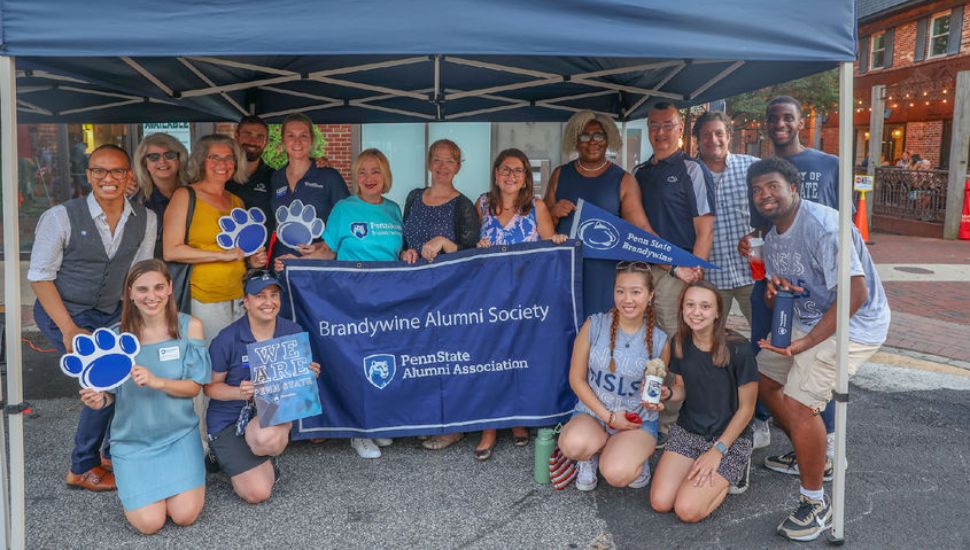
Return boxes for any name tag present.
[159,346,180,362]
[275,186,288,197]
[241,354,250,369]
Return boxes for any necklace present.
[577,159,609,172]
[618,324,644,348]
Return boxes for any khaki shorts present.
[757,327,881,410]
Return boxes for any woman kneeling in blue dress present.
[80,259,211,535]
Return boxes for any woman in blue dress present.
[80,259,211,535]
[543,111,654,317]
[472,148,566,460]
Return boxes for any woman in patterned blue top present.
[472,148,566,460]
[80,259,211,535]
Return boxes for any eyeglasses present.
[206,154,236,164]
[145,151,178,162]
[87,167,129,181]
[616,261,650,272]
[647,122,681,133]
[578,132,607,143]
[497,166,526,177]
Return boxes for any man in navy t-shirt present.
[741,96,846,478]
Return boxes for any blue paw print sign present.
[60,328,141,391]
[276,200,324,248]
[216,207,267,256]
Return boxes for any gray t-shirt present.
[764,200,890,345]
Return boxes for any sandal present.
[512,427,530,447]
[421,433,464,450]
[474,445,494,461]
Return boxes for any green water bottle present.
[534,427,558,484]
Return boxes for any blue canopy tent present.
[0,1,858,547]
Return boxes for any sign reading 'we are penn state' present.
[283,242,582,439]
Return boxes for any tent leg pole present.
[1,54,26,550]
[828,60,854,547]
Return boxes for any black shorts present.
[208,424,270,477]
[664,424,753,484]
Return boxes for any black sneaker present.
[655,431,668,450]
[764,451,833,481]
[204,449,221,474]
[777,494,832,541]
[728,455,751,495]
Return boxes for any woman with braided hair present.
[558,261,669,491]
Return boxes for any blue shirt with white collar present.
[634,149,716,253]
[270,163,349,260]
[206,315,306,435]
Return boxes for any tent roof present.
[1,0,857,123]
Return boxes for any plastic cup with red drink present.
[748,237,766,281]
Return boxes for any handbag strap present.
[183,186,196,244]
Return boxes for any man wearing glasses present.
[634,102,716,443]
[28,144,156,492]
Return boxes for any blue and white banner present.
[283,242,582,439]
[569,199,717,269]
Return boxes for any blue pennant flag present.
[569,199,718,269]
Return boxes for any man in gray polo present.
[29,144,156,492]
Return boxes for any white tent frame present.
[0,55,855,549]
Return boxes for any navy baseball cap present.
[244,270,281,295]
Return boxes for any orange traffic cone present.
[959,178,970,240]
[855,190,872,243]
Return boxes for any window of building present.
[870,31,887,69]
[928,12,951,58]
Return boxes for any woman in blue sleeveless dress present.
[80,259,211,535]
[544,111,654,317]
[557,261,669,491]
[472,148,566,460]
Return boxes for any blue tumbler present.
[771,291,795,348]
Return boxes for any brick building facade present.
[818,0,970,166]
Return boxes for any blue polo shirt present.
[206,315,306,435]
[270,163,349,260]
[634,150,715,253]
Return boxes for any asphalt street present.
[9,352,970,549]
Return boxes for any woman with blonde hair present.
[163,134,267,344]
[132,133,189,257]
[544,111,654,317]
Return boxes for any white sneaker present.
[351,438,381,459]
[575,455,599,491]
[753,419,771,450]
[627,461,652,488]
[374,438,394,447]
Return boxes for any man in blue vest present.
[28,144,156,491]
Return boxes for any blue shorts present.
[572,403,659,439]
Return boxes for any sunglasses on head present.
[145,151,178,162]
[616,261,650,272]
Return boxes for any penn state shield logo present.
[577,218,620,251]
[363,354,396,390]
[351,222,369,239]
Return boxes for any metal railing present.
[872,167,948,224]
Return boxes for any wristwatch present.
[713,441,728,456]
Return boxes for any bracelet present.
[607,411,615,427]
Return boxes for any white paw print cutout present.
[216,207,267,256]
[60,328,141,391]
[276,199,325,248]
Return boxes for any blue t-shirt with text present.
[323,195,404,262]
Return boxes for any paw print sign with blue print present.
[276,199,325,248]
[216,207,267,256]
[60,328,141,391]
